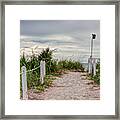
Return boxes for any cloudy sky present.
[20,20,100,63]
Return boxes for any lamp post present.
[90,33,96,58]
[90,33,96,75]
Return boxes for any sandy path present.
[28,72,100,100]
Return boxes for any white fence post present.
[88,58,90,74]
[88,58,92,74]
[40,60,46,84]
[93,59,96,76]
[22,66,28,100]
[88,58,97,76]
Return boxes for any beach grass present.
[20,48,85,97]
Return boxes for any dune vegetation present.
[20,48,85,97]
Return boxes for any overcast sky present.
[21,20,99,36]
[20,20,100,62]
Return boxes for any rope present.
[20,65,40,75]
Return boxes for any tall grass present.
[20,48,85,97]
[88,61,100,85]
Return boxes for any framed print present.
[0,0,119,119]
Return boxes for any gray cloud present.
[20,20,100,36]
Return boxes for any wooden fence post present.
[22,66,28,100]
[40,61,46,84]
[93,59,96,76]
[88,58,90,73]
[88,58,92,74]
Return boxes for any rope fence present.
[20,65,40,75]
[21,60,46,100]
